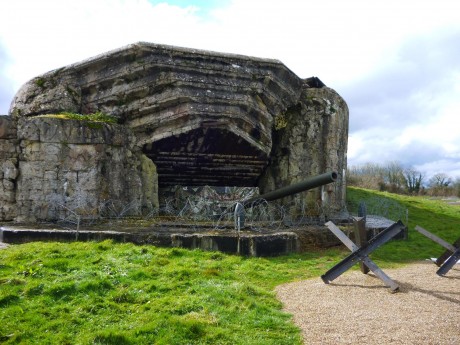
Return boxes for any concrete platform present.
[0,215,403,256]
[0,225,299,257]
[365,215,408,240]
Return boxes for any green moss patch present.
[35,112,118,124]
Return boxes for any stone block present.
[2,160,18,180]
[17,118,40,141]
[0,139,19,159]
[1,203,17,221]
[0,116,16,139]
[75,169,99,190]
[1,189,15,203]
[66,145,98,171]
[19,161,44,178]
[3,179,15,191]
[22,142,44,161]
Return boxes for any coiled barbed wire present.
[48,191,334,231]
[48,186,407,231]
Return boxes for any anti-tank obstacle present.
[414,225,460,276]
[321,220,406,292]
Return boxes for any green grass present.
[1,187,459,344]
[0,242,344,344]
[35,112,118,124]
[347,187,460,263]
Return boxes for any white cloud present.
[343,25,460,178]
[416,160,460,180]
[0,0,209,90]
[3,0,458,88]
[1,0,460,177]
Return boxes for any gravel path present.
[276,261,460,345]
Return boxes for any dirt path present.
[276,261,460,345]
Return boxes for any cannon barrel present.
[245,171,338,205]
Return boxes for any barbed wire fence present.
[156,197,330,232]
[47,186,334,231]
[155,184,336,232]
[346,196,408,224]
[47,185,408,232]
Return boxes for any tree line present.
[347,161,460,197]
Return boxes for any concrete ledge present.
[170,231,298,256]
[0,226,298,257]
[1,227,131,243]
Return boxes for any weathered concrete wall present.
[3,43,349,222]
[2,116,158,222]
[0,116,19,220]
[9,42,304,187]
[258,85,348,214]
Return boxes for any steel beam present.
[414,225,459,275]
[321,221,405,290]
[354,217,370,274]
[360,257,399,291]
[325,221,358,251]
[436,248,460,276]
[436,238,460,267]
[414,226,456,252]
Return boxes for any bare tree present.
[347,162,385,189]
[453,177,460,198]
[429,173,452,188]
[428,173,454,196]
[347,162,460,198]
[404,167,424,194]
[384,161,406,193]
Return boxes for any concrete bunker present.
[1,42,349,225]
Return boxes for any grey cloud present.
[394,142,443,167]
[342,29,460,133]
[350,135,444,170]
[416,160,460,179]
[344,29,460,177]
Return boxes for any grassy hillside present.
[0,187,459,344]
[347,187,460,262]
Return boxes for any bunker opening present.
[143,126,269,188]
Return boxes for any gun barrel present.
[246,171,337,205]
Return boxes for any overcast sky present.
[1,0,459,180]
